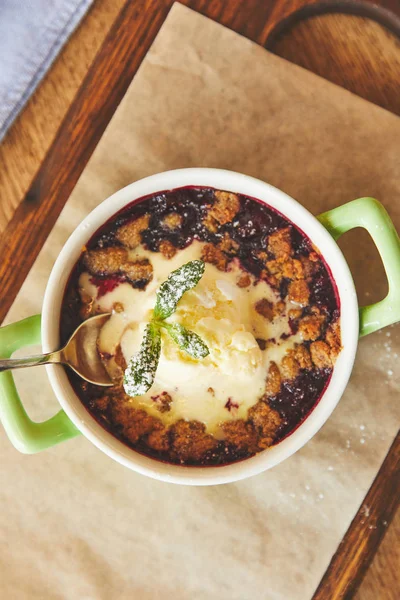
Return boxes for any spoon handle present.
[0,351,61,372]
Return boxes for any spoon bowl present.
[0,313,113,386]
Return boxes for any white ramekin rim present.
[42,168,359,485]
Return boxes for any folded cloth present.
[0,0,93,141]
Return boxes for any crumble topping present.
[237,273,251,288]
[310,341,332,369]
[115,214,151,249]
[201,243,228,271]
[83,247,153,286]
[210,191,240,225]
[163,212,183,229]
[288,280,310,306]
[159,240,177,259]
[265,362,282,397]
[267,227,292,261]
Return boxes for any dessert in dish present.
[60,186,341,466]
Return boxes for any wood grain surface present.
[356,507,400,600]
[313,433,400,600]
[0,0,126,228]
[0,1,399,598]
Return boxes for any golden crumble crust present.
[237,273,251,288]
[211,191,240,225]
[83,247,153,285]
[201,243,228,271]
[291,344,312,370]
[288,308,302,321]
[280,355,300,380]
[159,240,177,259]
[282,258,304,280]
[264,257,304,283]
[301,255,318,280]
[264,260,281,283]
[248,401,281,448]
[112,404,163,445]
[298,314,325,341]
[171,420,217,462]
[123,259,153,284]
[147,427,170,453]
[83,247,127,275]
[326,321,341,361]
[218,232,239,254]
[255,298,274,320]
[115,214,150,249]
[310,341,332,369]
[255,298,284,320]
[288,280,310,306]
[268,228,292,261]
[163,212,183,229]
[221,420,258,453]
[265,362,282,397]
[203,214,219,233]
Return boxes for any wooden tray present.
[0,1,399,598]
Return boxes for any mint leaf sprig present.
[123,323,161,397]
[123,260,209,397]
[162,322,209,359]
[153,259,206,320]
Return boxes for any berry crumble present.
[60,186,341,466]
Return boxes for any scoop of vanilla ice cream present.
[193,317,262,376]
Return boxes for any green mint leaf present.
[162,322,209,359]
[123,323,161,397]
[153,259,205,320]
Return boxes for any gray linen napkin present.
[0,0,93,140]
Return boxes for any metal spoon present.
[0,313,113,386]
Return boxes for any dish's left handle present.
[0,315,80,453]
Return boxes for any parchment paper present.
[1,4,400,599]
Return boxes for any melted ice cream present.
[79,241,302,433]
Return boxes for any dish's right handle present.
[318,197,400,337]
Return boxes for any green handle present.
[318,197,400,337]
[0,315,80,453]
